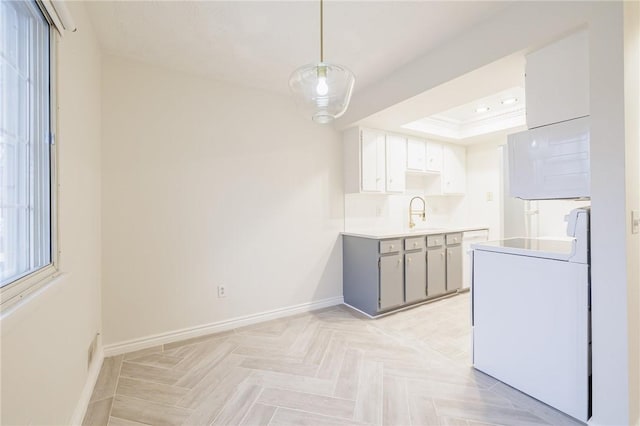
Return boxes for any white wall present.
[466,140,503,241]
[338,2,638,424]
[624,1,640,424]
[0,3,103,424]
[100,55,343,346]
[588,5,637,425]
[344,192,468,232]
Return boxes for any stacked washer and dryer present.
[471,116,592,422]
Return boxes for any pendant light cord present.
[320,0,324,62]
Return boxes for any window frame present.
[0,1,59,311]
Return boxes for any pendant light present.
[288,0,355,124]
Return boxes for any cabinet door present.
[385,134,406,193]
[361,130,386,192]
[379,255,404,310]
[446,245,463,291]
[427,248,446,296]
[405,251,427,303]
[426,141,443,172]
[442,144,466,194]
[525,30,588,129]
[407,138,426,171]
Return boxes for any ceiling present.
[85,1,525,144]
[358,52,527,144]
[402,86,525,141]
[85,1,508,96]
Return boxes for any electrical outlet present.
[217,285,226,298]
[486,192,494,202]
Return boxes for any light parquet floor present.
[83,293,583,426]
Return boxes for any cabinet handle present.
[448,251,451,258]
[397,259,402,265]
[390,245,394,249]
[408,257,412,263]
[440,252,445,259]
[413,242,418,247]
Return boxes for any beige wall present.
[624,1,640,424]
[100,55,343,346]
[0,2,103,424]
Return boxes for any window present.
[0,0,53,300]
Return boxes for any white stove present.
[472,237,575,260]
[471,207,591,422]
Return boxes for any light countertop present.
[341,226,490,240]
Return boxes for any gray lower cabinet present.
[446,244,463,291]
[343,235,404,316]
[427,247,446,296]
[343,232,466,316]
[405,251,427,303]
[379,254,404,310]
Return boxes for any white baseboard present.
[70,346,104,425]
[103,296,344,357]
[343,290,466,319]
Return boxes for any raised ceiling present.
[357,52,527,144]
[402,86,525,140]
[85,1,507,95]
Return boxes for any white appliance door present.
[472,249,590,422]
[508,116,590,200]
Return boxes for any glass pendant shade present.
[289,62,355,124]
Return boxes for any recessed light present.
[501,97,518,105]
[475,106,490,113]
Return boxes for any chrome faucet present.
[408,196,426,229]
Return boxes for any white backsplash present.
[344,193,468,232]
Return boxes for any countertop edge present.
[471,237,575,261]
[341,226,490,240]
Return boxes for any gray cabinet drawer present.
[405,237,425,251]
[427,235,444,247]
[379,239,401,254]
[446,233,462,245]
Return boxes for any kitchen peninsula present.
[342,227,488,317]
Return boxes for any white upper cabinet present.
[385,134,407,193]
[360,129,386,192]
[525,30,589,129]
[343,127,463,195]
[426,141,443,172]
[407,137,426,171]
[407,138,442,173]
[442,144,466,194]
